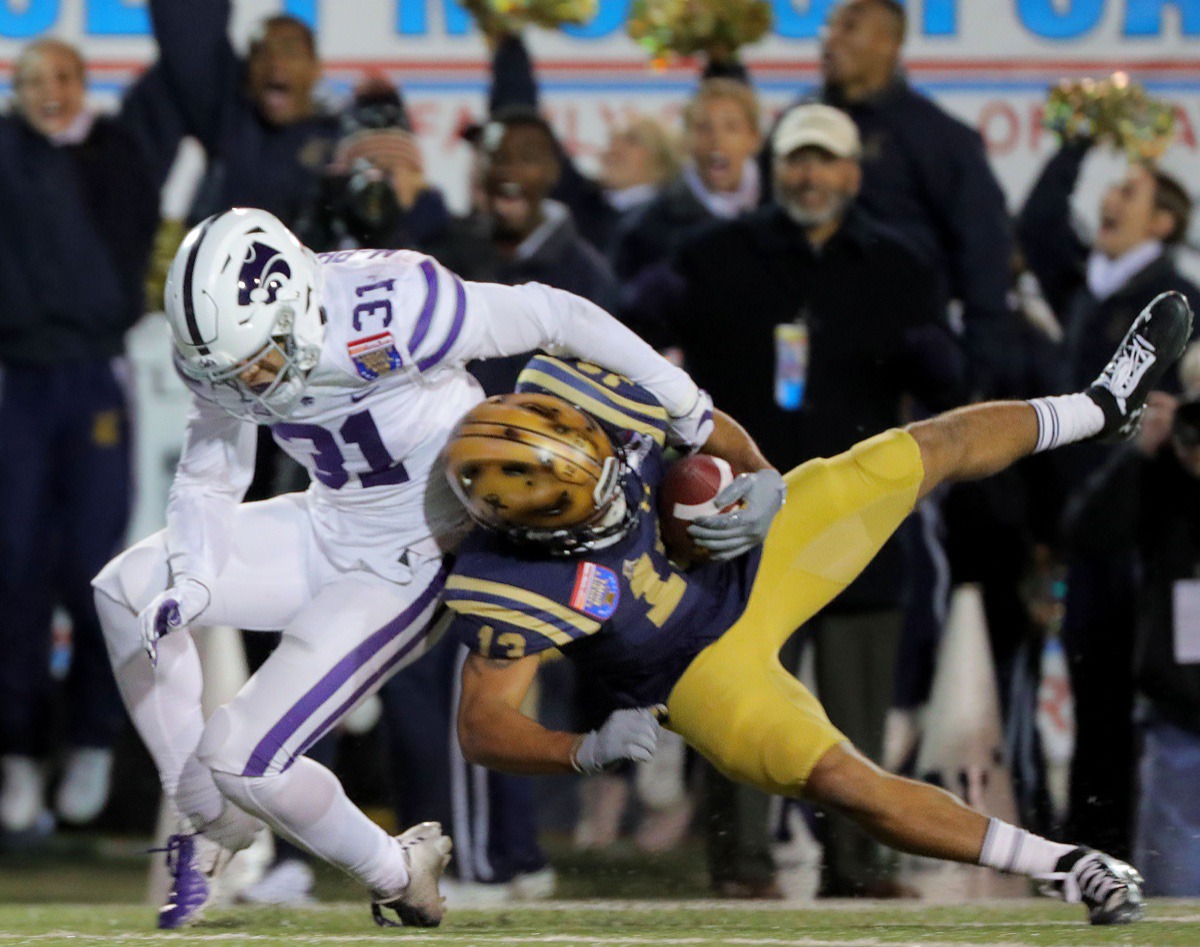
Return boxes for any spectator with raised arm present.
[0,38,183,834]
[148,0,340,226]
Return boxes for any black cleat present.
[1086,290,1194,441]
[1035,847,1145,925]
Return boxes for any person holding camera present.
[1063,378,1200,895]
[298,80,457,258]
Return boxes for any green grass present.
[1,836,1198,945]
[0,901,1199,945]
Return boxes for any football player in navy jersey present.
[444,291,1195,927]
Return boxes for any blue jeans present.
[1135,716,1200,895]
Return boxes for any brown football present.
[657,454,736,561]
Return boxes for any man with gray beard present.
[659,103,966,897]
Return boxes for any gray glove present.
[572,707,662,774]
[689,468,786,561]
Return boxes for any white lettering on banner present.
[0,0,1194,222]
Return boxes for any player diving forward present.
[91,209,719,928]
[443,291,1194,926]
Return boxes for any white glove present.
[572,707,662,774]
[689,468,786,561]
[139,578,211,666]
[666,389,715,453]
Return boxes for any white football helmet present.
[164,208,324,420]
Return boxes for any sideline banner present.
[0,1,1195,224]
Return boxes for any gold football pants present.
[666,429,925,797]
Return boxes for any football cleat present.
[1035,847,1145,925]
[371,822,453,928]
[155,833,222,930]
[1087,290,1194,441]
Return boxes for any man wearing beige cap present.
[658,100,968,898]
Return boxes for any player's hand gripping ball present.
[657,454,737,562]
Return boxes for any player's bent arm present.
[457,653,581,776]
[700,410,775,475]
[164,397,258,590]
[462,281,712,446]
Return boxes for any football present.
[658,454,737,561]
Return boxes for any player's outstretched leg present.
[909,290,1193,498]
[805,744,1144,925]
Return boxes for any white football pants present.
[93,493,448,896]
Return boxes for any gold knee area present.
[667,643,845,797]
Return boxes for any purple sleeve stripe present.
[415,275,467,373]
[241,568,448,779]
[405,259,441,355]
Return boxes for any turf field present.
[1,836,1197,946]
[1,901,1199,946]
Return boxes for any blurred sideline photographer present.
[298,79,455,256]
[1064,379,1200,895]
[0,38,182,834]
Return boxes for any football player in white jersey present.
[92,209,716,929]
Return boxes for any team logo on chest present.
[347,332,404,381]
[570,562,620,621]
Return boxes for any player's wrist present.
[569,733,591,774]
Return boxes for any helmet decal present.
[237,241,293,307]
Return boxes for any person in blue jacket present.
[0,38,183,834]
[148,0,340,226]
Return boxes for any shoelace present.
[1075,855,1128,908]
[146,835,191,875]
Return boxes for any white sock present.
[978,818,1075,875]
[175,753,263,851]
[1028,393,1105,453]
[211,757,409,897]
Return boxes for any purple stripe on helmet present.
[405,259,440,355]
[242,568,447,778]
[181,214,219,356]
[416,276,466,372]
[280,606,448,773]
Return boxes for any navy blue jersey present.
[446,410,762,710]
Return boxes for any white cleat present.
[0,755,47,833]
[55,747,114,826]
[371,822,453,928]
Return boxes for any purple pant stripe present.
[242,568,448,778]
[281,605,448,773]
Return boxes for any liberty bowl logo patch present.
[570,562,620,621]
[348,332,403,380]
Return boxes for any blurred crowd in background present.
[1,0,1199,908]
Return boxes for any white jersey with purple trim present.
[171,247,713,588]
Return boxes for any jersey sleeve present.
[515,355,671,446]
[450,280,708,429]
[444,570,604,660]
[164,394,257,590]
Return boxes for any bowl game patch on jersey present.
[570,562,621,621]
[347,331,404,381]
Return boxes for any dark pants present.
[0,360,130,755]
[381,632,547,883]
[1063,555,1136,859]
[810,608,902,894]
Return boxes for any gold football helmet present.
[445,393,632,553]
